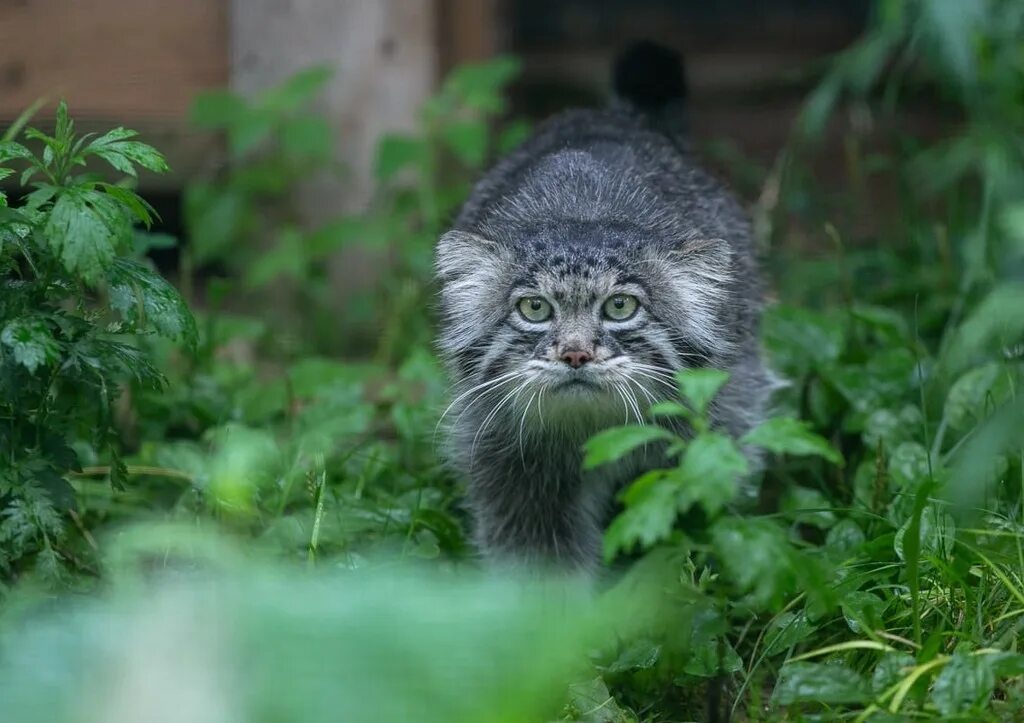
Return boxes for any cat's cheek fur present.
[656,239,737,360]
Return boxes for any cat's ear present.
[435,230,503,281]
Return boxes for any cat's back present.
[454,106,751,255]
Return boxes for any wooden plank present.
[0,0,228,123]
[437,0,503,72]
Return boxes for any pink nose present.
[560,349,592,368]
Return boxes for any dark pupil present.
[613,297,626,309]
[530,299,542,311]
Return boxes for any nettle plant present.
[0,103,194,579]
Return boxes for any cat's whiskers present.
[470,377,533,469]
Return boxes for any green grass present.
[1,1,1023,720]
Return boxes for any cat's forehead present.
[518,241,626,304]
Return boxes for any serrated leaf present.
[741,416,843,465]
[675,368,729,416]
[97,183,157,227]
[1,318,60,373]
[106,258,197,347]
[85,130,169,175]
[0,140,34,163]
[583,425,675,469]
[931,651,995,717]
[44,188,132,282]
[603,471,676,561]
[676,432,747,516]
[54,100,73,146]
[772,662,869,705]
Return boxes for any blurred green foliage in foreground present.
[1,0,1023,720]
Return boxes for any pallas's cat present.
[435,43,773,572]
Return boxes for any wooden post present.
[231,1,437,214]
[229,1,438,311]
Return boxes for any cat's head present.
[435,227,736,422]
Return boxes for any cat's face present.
[436,229,735,425]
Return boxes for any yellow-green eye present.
[517,296,553,323]
[603,294,639,321]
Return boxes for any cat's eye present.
[602,294,640,321]
[517,296,553,323]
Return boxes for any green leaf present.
[710,517,796,608]
[375,134,426,182]
[564,677,632,723]
[1,318,60,373]
[742,416,843,465]
[944,362,1016,431]
[931,651,995,717]
[894,505,955,563]
[441,120,488,167]
[96,183,158,227]
[262,65,333,113]
[84,128,169,175]
[682,606,743,677]
[281,116,333,159]
[762,305,845,376]
[762,611,815,656]
[44,188,132,283]
[945,283,1024,372]
[603,639,661,674]
[675,368,729,417]
[603,471,676,561]
[190,90,248,129]
[825,518,865,557]
[497,119,531,154]
[583,425,675,469]
[772,662,869,705]
[54,100,74,147]
[781,485,837,529]
[443,56,521,113]
[840,590,885,633]
[0,141,34,164]
[872,652,916,695]
[106,258,198,348]
[676,432,747,516]
[887,441,931,489]
[647,401,689,419]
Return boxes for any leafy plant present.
[0,102,193,580]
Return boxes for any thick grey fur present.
[434,46,773,573]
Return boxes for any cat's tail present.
[611,40,690,139]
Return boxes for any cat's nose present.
[560,349,592,368]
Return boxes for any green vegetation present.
[1,1,1022,720]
